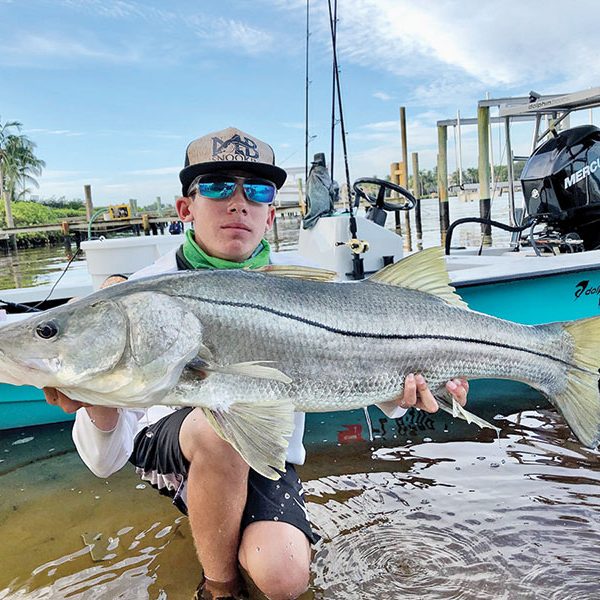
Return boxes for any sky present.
[2,0,600,206]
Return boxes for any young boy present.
[45,127,468,600]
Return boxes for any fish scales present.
[162,270,572,411]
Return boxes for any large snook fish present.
[0,248,599,479]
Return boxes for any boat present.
[444,86,600,324]
[3,88,600,433]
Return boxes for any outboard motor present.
[521,125,600,250]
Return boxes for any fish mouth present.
[0,351,27,386]
[0,345,59,387]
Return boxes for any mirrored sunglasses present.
[192,174,276,204]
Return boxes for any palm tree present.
[3,135,45,201]
[0,118,22,228]
[0,118,45,228]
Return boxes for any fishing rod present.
[329,0,337,181]
[327,0,365,279]
[304,0,310,186]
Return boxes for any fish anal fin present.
[202,399,295,480]
[368,247,468,309]
[435,389,500,432]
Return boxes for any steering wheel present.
[353,177,417,211]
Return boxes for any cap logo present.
[211,133,259,162]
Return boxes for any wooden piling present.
[411,152,423,250]
[399,106,412,252]
[390,161,402,235]
[141,213,150,235]
[477,105,492,243]
[437,125,450,242]
[61,220,71,250]
[297,179,306,216]
[84,185,93,221]
[399,107,409,187]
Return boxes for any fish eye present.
[35,321,59,340]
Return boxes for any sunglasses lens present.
[197,176,236,199]
[243,181,276,204]
[195,175,276,203]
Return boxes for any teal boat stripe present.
[453,263,600,288]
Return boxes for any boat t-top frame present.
[438,86,600,249]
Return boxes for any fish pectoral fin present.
[202,399,295,480]
[187,350,293,384]
[435,391,500,432]
[216,361,292,383]
[250,264,338,282]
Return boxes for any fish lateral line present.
[177,294,588,373]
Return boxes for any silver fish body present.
[164,270,569,411]
[0,249,598,478]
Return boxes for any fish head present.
[0,298,128,389]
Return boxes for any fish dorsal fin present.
[368,247,468,308]
[251,264,338,283]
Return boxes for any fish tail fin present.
[202,398,295,480]
[555,317,600,448]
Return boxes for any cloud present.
[27,128,85,137]
[190,16,274,56]
[36,173,180,205]
[126,167,180,176]
[270,0,600,92]
[59,0,176,24]
[0,33,142,66]
[281,122,306,130]
[38,169,87,180]
[373,92,392,101]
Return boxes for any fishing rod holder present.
[335,239,370,254]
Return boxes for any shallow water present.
[1,389,599,599]
[0,246,88,291]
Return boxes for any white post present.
[487,94,495,193]
[456,110,464,188]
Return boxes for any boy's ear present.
[265,205,276,232]
[176,197,194,222]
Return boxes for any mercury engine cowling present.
[521,125,600,250]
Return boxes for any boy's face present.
[176,170,276,262]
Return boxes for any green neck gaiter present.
[182,228,271,270]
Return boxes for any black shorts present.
[129,407,319,544]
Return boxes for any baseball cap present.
[179,126,288,196]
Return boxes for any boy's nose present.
[227,184,249,212]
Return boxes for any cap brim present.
[180,161,288,196]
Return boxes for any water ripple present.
[303,410,600,599]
